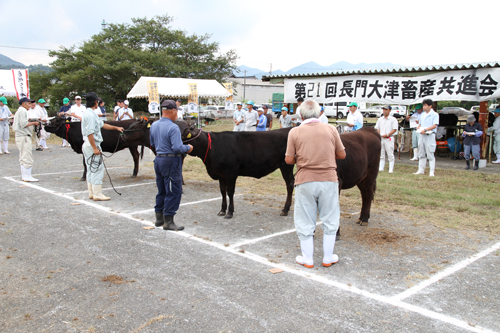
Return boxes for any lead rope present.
[86,148,122,195]
[203,133,211,164]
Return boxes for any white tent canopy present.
[126,77,231,99]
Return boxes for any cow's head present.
[175,120,198,142]
[122,117,154,141]
[43,116,70,133]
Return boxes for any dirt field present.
[1,136,499,332]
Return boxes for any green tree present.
[45,14,237,111]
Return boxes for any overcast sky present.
[1,0,498,72]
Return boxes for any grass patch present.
[182,122,500,235]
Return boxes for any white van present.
[323,102,348,119]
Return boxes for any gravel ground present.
[0,142,499,333]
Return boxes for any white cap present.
[124,100,129,105]
[257,107,264,112]
[75,95,81,100]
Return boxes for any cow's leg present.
[218,179,227,216]
[224,177,237,219]
[357,178,376,226]
[80,156,87,181]
[279,165,295,216]
[129,146,139,178]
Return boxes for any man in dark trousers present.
[150,100,193,230]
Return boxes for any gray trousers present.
[411,129,419,149]
[464,144,480,160]
[418,133,436,161]
[294,181,340,241]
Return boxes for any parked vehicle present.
[272,93,285,117]
[390,106,406,118]
[323,101,347,119]
[439,107,471,117]
[489,104,499,111]
[471,105,480,112]
[361,105,384,118]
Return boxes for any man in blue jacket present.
[150,100,193,230]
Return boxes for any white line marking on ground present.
[231,222,322,249]
[127,195,243,215]
[391,240,500,302]
[65,181,157,194]
[4,176,498,333]
[8,167,128,178]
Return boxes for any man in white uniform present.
[318,106,328,124]
[0,96,12,154]
[33,99,51,149]
[176,99,184,120]
[233,102,245,131]
[68,96,86,122]
[414,99,439,177]
[406,103,424,160]
[375,105,398,173]
[487,110,500,163]
[118,100,133,120]
[113,100,122,120]
[244,101,259,132]
[12,98,40,181]
[345,102,363,132]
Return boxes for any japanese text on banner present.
[188,83,198,104]
[284,68,500,104]
[223,82,233,102]
[147,80,159,104]
[12,69,30,99]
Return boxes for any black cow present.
[44,118,145,181]
[175,120,381,224]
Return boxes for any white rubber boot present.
[493,154,500,164]
[87,183,94,199]
[410,148,418,161]
[2,141,9,154]
[322,234,339,267]
[296,238,314,268]
[429,159,435,177]
[92,185,110,201]
[379,159,385,172]
[388,161,395,173]
[21,165,39,182]
[40,139,48,149]
[414,158,426,175]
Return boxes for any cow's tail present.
[140,145,144,160]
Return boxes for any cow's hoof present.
[80,177,86,181]
[358,220,368,226]
[217,211,226,216]
[280,211,288,216]
[131,175,137,178]
[336,235,340,241]
[224,214,233,219]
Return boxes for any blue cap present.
[281,107,288,112]
[246,100,254,106]
[320,106,324,111]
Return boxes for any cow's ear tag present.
[147,123,151,128]
[187,133,192,138]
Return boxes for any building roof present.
[228,77,283,87]
[262,61,500,81]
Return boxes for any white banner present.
[285,68,500,105]
[12,69,30,99]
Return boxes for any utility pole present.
[270,63,272,76]
[243,70,247,102]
